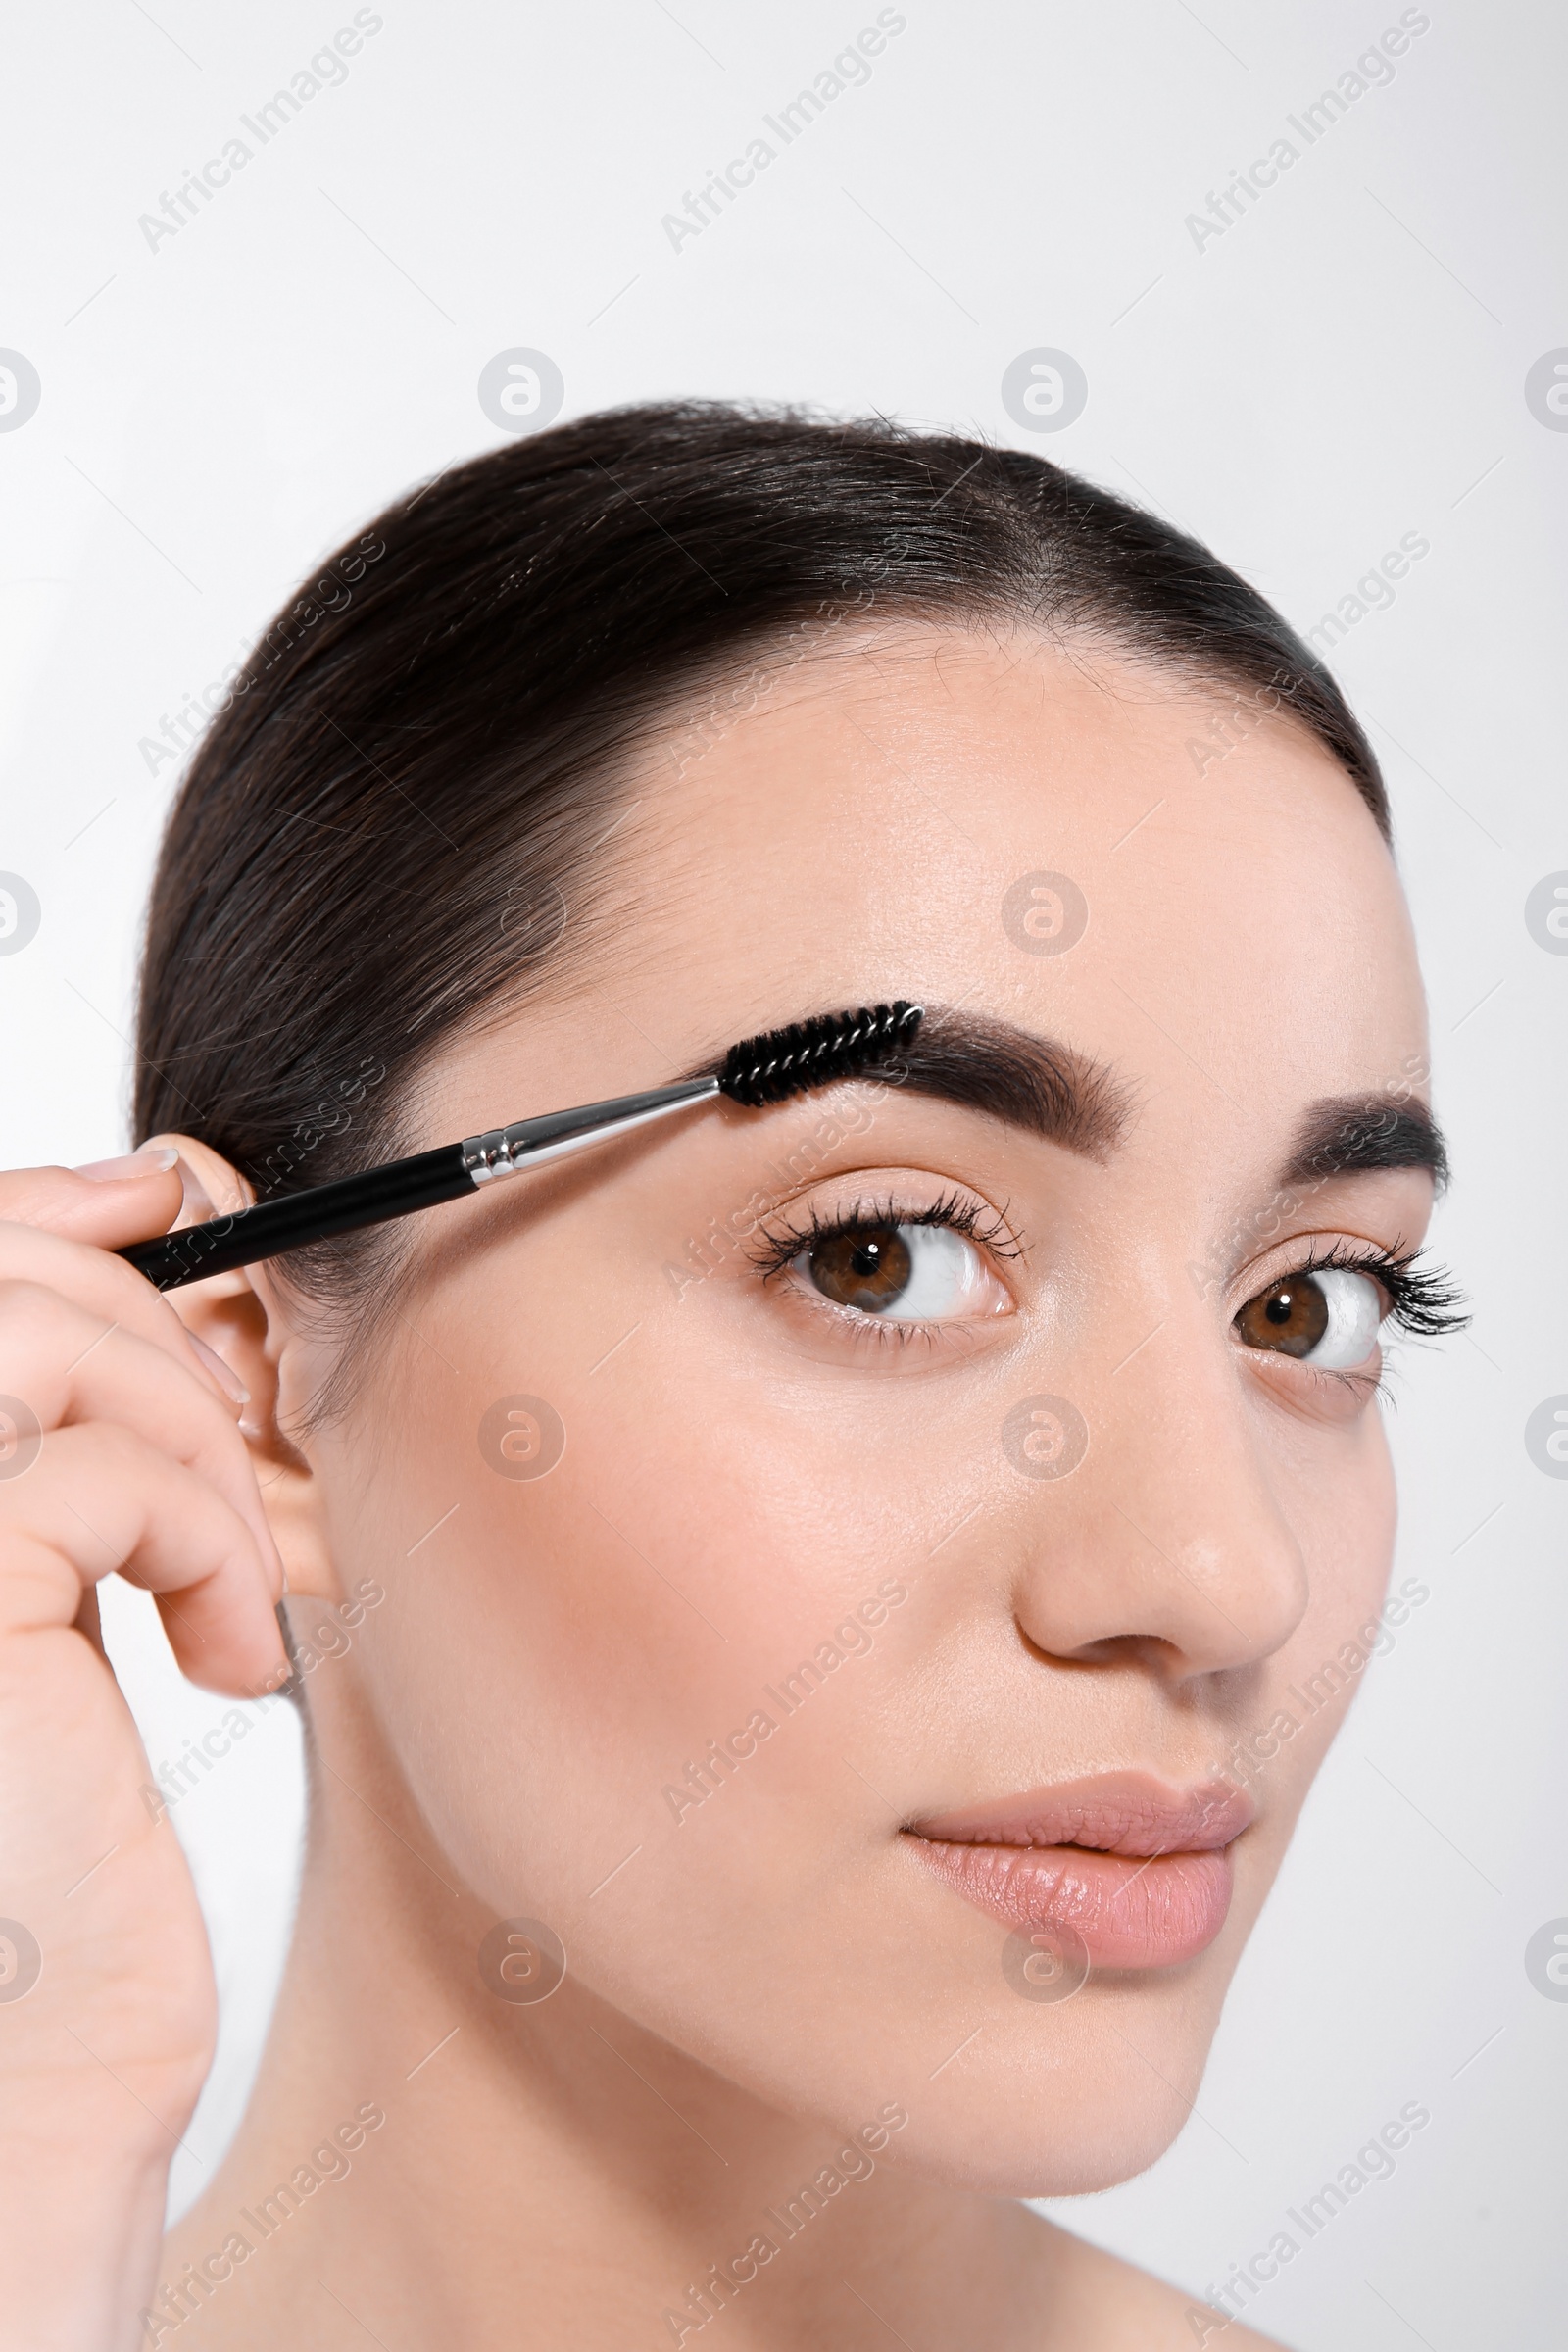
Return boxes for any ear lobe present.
[141,1132,343,1604]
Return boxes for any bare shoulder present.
[1018,2208,1296,2352]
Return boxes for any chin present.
[877,1970,1233,2200]
[912,2076,1203,2199]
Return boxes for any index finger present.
[0,1214,250,1419]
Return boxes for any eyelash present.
[1265,1239,1470,1343]
[748,1190,1022,1289]
[747,1200,1469,1368]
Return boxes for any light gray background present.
[2,3,1564,2343]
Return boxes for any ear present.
[142,1133,342,1605]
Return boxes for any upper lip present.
[906,1771,1255,1857]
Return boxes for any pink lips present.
[906,1772,1253,1972]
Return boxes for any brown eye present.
[1235,1273,1330,1357]
[808,1226,913,1312]
[783,1216,1011,1325]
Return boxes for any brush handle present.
[115,1075,722,1294]
[117,1146,473,1292]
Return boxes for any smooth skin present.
[0,628,1439,2350]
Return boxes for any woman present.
[0,405,1463,2348]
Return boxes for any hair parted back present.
[134,400,1388,1379]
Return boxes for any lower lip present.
[906,1836,1236,1971]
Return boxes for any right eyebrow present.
[891,1005,1131,1158]
[682,1003,1130,1158]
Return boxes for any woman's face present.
[266,627,1437,2195]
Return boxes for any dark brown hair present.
[133,401,1387,1378]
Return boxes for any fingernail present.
[189,1334,249,1404]
[74,1147,180,1182]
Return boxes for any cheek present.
[319,1270,938,1926]
[1280,1400,1398,1641]
[1242,1401,1398,1818]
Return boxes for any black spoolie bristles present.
[718,1001,923,1109]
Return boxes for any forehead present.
[622,626,1426,1119]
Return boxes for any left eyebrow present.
[1277,1095,1449,1192]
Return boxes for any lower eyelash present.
[1310,1363,1396,1413]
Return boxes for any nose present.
[1008,1302,1310,1682]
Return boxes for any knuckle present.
[0,1276,60,1321]
[0,1277,80,1354]
[48,1416,151,1481]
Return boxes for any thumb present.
[0,1149,186,1248]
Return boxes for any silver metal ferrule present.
[461,1074,720,1185]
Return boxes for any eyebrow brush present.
[117,1002,924,1294]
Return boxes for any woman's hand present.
[0,1152,289,2351]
